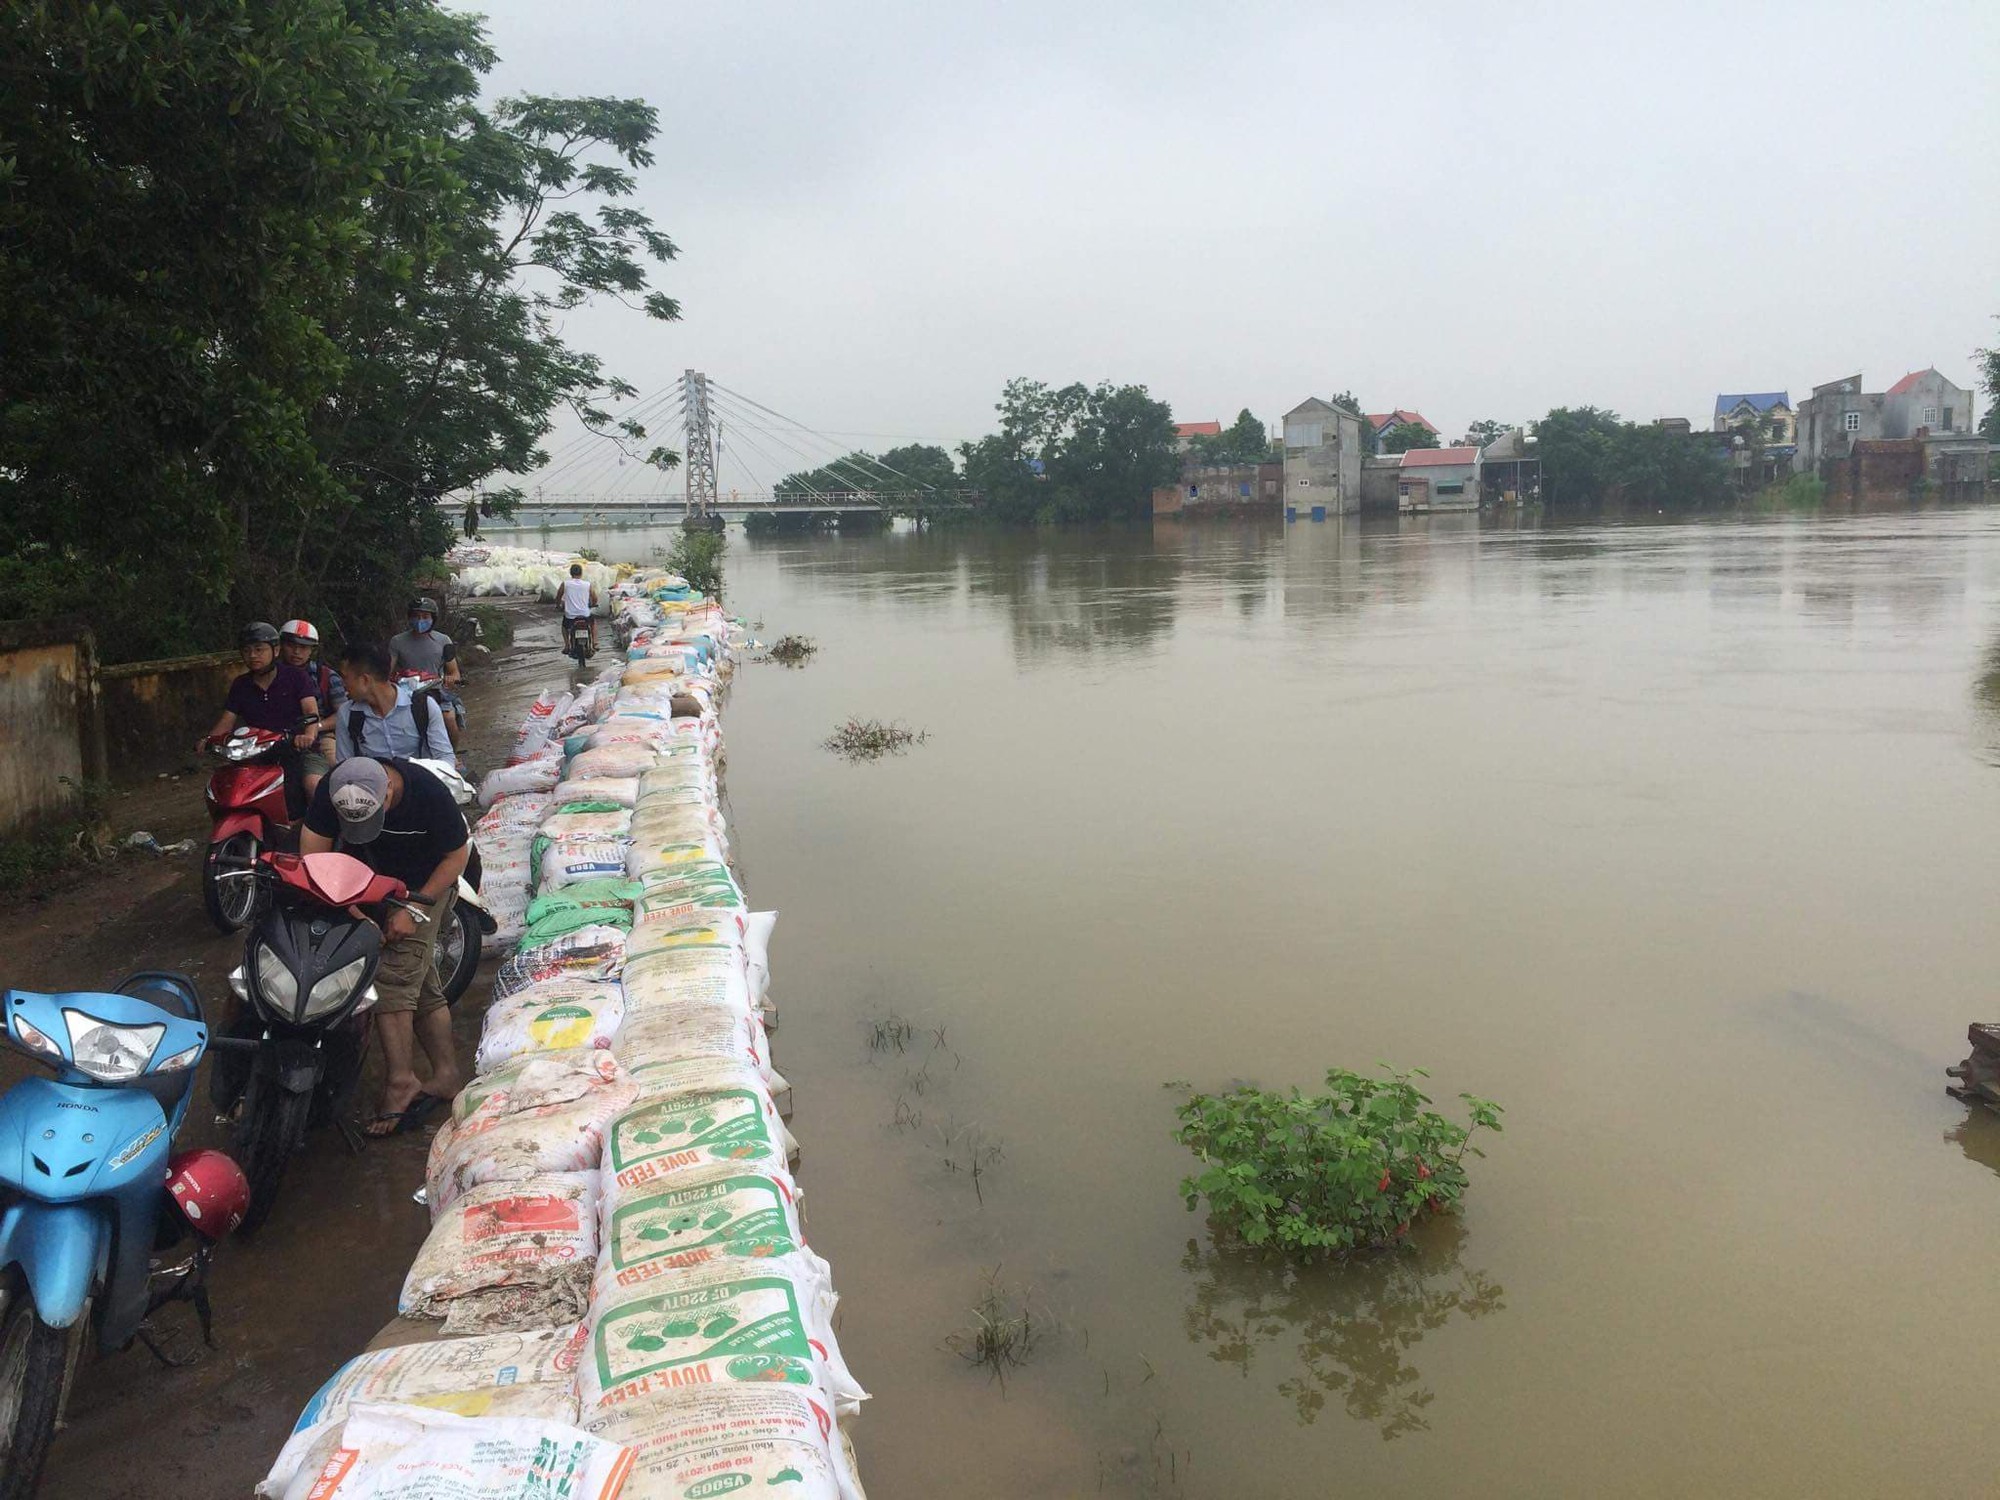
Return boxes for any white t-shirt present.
[560,577,593,618]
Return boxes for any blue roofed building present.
[1713,391,1794,445]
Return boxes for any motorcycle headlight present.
[301,956,370,1020]
[254,943,299,1012]
[228,965,249,1002]
[61,1009,165,1083]
[12,1013,61,1060]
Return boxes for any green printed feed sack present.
[625,906,743,964]
[602,1062,797,1208]
[581,1386,861,1500]
[598,1162,803,1292]
[475,979,625,1073]
[636,865,745,915]
[579,1248,865,1415]
[256,1326,585,1497]
[270,1403,634,1500]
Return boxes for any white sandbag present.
[579,1247,865,1416]
[567,743,662,780]
[257,1326,586,1498]
[613,1006,774,1088]
[427,1077,640,1212]
[400,1172,599,1330]
[474,792,555,838]
[580,1386,861,1500]
[743,910,776,1005]
[509,688,571,764]
[479,753,561,807]
[452,1048,628,1125]
[550,775,642,809]
[626,838,731,880]
[621,947,754,1020]
[491,926,627,1001]
[537,837,632,892]
[598,1162,804,1292]
[636,865,746,916]
[538,806,635,841]
[276,1402,633,1500]
[475,980,626,1074]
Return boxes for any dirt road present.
[16,607,564,1499]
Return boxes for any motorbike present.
[563,615,596,667]
[407,757,496,1005]
[200,723,311,933]
[394,668,467,746]
[221,851,411,1235]
[0,972,232,1498]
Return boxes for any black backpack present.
[349,684,442,760]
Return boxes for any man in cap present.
[302,757,468,1135]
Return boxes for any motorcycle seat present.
[114,971,206,1025]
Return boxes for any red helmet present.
[279,619,319,646]
[166,1149,250,1239]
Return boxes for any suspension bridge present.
[474,371,979,525]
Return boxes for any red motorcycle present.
[200,724,308,933]
[219,850,421,1233]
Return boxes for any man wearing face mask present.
[388,597,463,749]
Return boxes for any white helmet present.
[279,618,319,646]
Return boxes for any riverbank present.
[14,605,560,1500]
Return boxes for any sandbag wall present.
[448,541,625,603]
[255,572,868,1500]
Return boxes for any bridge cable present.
[707,380,943,495]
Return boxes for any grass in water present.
[866,1012,916,1053]
[769,634,818,666]
[946,1271,1040,1383]
[824,718,928,760]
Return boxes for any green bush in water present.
[1173,1067,1501,1255]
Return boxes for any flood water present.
[522,509,2000,1497]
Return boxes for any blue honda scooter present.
[0,973,213,1499]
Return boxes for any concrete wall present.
[1282,407,1365,516]
[0,619,99,835]
[98,650,241,782]
[1399,461,1479,510]
[1360,456,1403,512]
[1819,440,1924,503]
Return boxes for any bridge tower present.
[681,369,719,524]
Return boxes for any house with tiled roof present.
[1714,391,1794,446]
[1794,369,1986,499]
[1394,446,1481,512]
[1173,420,1221,454]
[1365,409,1439,445]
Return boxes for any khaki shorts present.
[299,749,332,779]
[372,887,456,1017]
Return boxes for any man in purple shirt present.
[197,622,323,759]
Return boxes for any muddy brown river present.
[597,509,2000,1499]
[24,507,2000,1497]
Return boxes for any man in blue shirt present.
[334,642,452,762]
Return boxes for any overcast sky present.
[473,0,2000,489]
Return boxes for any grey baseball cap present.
[327,758,390,844]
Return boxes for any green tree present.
[962,378,1177,523]
[1380,421,1440,454]
[1462,419,1510,449]
[1612,423,1733,509]
[0,0,679,658]
[1532,406,1625,506]
[0,0,399,657]
[1977,327,2000,445]
[1191,408,1271,465]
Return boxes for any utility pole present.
[682,369,718,525]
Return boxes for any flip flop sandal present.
[365,1092,446,1137]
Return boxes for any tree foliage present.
[1532,405,1733,508]
[1191,407,1271,465]
[0,0,677,659]
[958,378,1179,523]
[1461,419,1510,449]
[1979,325,2000,446]
[1380,421,1440,454]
